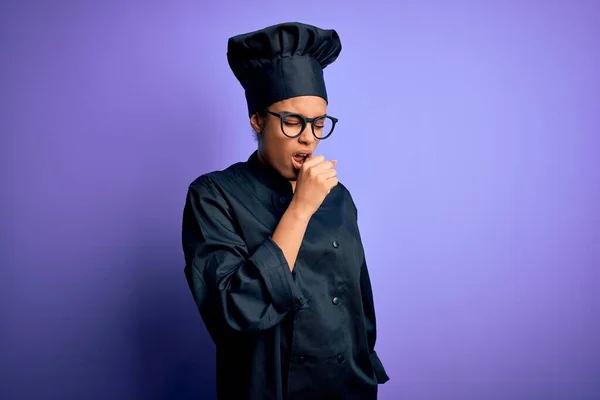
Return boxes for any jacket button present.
[332,297,340,306]
[337,354,345,363]
[279,196,286,204]
[332,240,339,248]
[293,298,304,309]
[298,356,305,365]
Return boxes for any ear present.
[250,113,264,134]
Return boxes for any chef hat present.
[227,22,342,116]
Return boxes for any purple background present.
[2,1,599,399]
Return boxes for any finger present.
[319,168,337,179]
[302,154,324,168]
[310,160,336,174]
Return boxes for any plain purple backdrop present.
[2,1,599,399]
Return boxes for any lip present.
[291,151,312,169]
[293,150,313,157]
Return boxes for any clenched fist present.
[291,155,338,218]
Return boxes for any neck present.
[255,150,295,193]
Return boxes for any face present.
[251,95,327,181]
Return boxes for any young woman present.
[182,22,389,400]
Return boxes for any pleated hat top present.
[227,22,342,116]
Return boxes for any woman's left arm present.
[345,184,390,384]
[359,257,390,384]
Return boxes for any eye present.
[283,115,303,126]
[313,117,326,129]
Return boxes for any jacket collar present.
[245,150,293,195]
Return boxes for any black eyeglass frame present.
[265,110,338,139]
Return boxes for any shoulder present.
[335,181,354,198]
[329,180,358,216]
[184,162,249,216]
[187,161,245,195]
[184,162,247,221]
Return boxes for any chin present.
[284,172,298,181]
[281,165,298,181]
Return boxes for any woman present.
[182,22,389,400]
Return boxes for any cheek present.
[263,128,292,159]
[264,122,281,139]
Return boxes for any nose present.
[298,123,316,145]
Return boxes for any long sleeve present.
[182,177,305,333]
[359,258,390,384]
[350,188,390,384]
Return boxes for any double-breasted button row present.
[331,239,341,305]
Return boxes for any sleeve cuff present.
[250,237,306,313]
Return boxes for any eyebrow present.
[280,110,327,117]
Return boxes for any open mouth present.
[292,152,310,169]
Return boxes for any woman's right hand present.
[290,155,338,218]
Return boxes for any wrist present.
[287,200,313,222]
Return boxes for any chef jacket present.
[182,151,389,400]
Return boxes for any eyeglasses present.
[266,110,338,140]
